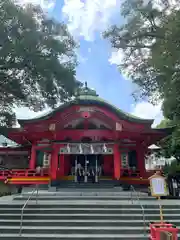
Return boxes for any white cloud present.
[17,0,56,10]
[62,0,121,41]
[109,49,123,66]
[14,107,50,120]
[131,101,163,127]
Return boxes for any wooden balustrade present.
[0,168,49,179]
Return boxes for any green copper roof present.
[18,83,154,125]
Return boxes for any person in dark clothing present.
[89,169,95,183]
[77,168,81,183]
[80,168,84,182]
[17,186,22,194]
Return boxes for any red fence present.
[0,169,49,180]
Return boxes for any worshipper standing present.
[36,166,41,176]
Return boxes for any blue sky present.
[53,0,134,112]
[15,0,163,126]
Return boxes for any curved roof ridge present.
[18,94,154,125]
[78,94,153,122]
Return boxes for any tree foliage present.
[163,160,180,175]
[0,0,79,126]
[104,0,180,120]
[157,119,180,161]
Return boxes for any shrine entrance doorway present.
[72,154,102,183]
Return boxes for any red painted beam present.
[10,129,165,144]
[7,181,49,185]
[54,129,115,140]
[7,123,166,145]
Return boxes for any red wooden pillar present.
[137,144,146,177]
[29,145,36,169]
[51,145,59,180]
[59,153,65,176]
[113,144,121,180]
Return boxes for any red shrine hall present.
[0,85,170,186]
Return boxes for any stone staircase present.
[54,179,120,189]
[0,187,179,239]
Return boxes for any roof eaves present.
[17,96,154,125]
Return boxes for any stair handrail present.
[19,184,39,236]
[130,185,147,236]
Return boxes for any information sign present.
[149,176,168,197]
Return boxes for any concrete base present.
[50,180,59,187]
[48,186,57,192]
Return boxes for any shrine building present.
[0,84,170,186]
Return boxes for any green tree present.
[163,160,180,175]
[0,0,80,126]
[104,0,180,120]
[157,119,180,161]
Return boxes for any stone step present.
[0,233,179,239]
[0,208,179,215]
[1,213,180,220]
[0,226,150,235]
[56,185,117,189]
[0,233,152,240]
[0,203,154,208]
[14,196,154,201]
[56,188,126,192]
[21,192,147,196]
[0,219,178,227]
[5,201,180,211]
[4,202,180,209]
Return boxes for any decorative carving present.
[60,143,113,155]
[81,111,91,118]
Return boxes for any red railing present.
[0,169,49,180]
[120,168,141,177]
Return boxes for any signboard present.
[149,173,169,223]
[149,175,168,197]
[78,107,96,112]
[121,152,129,168]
